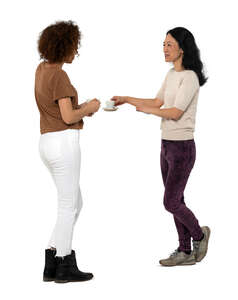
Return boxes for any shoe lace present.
[170,249,179,258]
[192,240,200,250]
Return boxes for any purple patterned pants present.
[160,139,203,252]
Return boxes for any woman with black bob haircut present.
[35,20,100,283]
[167,27,208,86]
[112,27,210,266]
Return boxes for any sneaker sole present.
[160,260,196,267]
[196,226,211,262]
[180,260,196,266]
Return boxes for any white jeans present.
[39,129,82,257]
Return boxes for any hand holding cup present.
[111,96,128,106]
[84,98,101,116]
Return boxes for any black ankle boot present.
[54,250,93,283]
[43,249,57,282]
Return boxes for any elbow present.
[62,114,73,125]
[63,119,72,125]
[64,119,72,125]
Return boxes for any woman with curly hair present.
[112,27,210,266]
[35,20,100,282]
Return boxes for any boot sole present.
[196,227,211,262]
[54,279,68,283]
[54,277,93,283]
[43,277,55,282]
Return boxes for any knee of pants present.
[59,189,83,215]
[163,195,181,214]
[57,196,79,216]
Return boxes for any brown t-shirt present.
[34,61,84,134]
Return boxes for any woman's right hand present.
[84,98,101,115]
[111,96,128,106]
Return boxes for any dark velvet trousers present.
[160,139,203,252]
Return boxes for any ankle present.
[194,233,204,242]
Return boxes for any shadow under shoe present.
[43,249,57,282]
[55,250,93,283]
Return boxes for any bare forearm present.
[68,107,87,124]
[75,101,87,109]
[126,96,159,107]
[143,107,177,120]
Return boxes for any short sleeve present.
[174,71,199,112]
[155,70,170,101]
[52,70,75,103]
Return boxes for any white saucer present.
[103,107,118,111]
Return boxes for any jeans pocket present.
[47,139,62,159]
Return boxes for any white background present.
[0,0,237,299]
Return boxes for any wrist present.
[80,105,89,117]
[125,96,131,103]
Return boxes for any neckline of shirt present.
[172,67,187,73]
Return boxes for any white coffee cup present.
[106,100,115,109]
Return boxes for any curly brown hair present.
[37,20,81,63]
